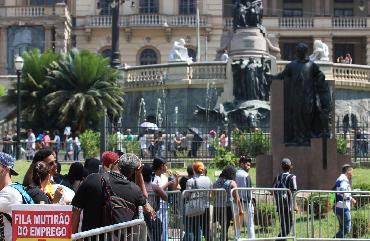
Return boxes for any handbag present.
[185,179,207,217]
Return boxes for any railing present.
[88,14,209,28]
[0,4,69,18]
[191,62,227,80]
[223,16,369,30]
[72,219,147,241]
[332,17,367,29]
[333,63,370,87]
[279,17,314,29]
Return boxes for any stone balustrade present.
[88,14,208,28]
[279,17,314,29]
[123,61,370,90]
[223,16,369,30]
[0,4,69,18]
[332,17,367,29]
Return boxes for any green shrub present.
[107,133,117,151]
[254,203,276,227]
[0,84,6,97]
[125,140,141,156]
[336,136,348,154]
[352,211,370,238]
[213,145,238,168]
[80,129,100,158]
[232,129,270,157]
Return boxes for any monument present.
[256,43,350,189]
[168,38,193,63]
[195,0,278,127]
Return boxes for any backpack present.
[273,174,293,207]
[0,183,35,224]
[101,173,137,226]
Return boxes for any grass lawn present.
[11,161,369,189]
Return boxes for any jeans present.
[238,201,255,239]
[276,204,293,241]
[334,207,351,238]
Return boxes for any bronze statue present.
[276,43,332,145]
[233,0,263,31]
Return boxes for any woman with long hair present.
[213,165,243,240]
[26,161,63,204]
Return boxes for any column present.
[0,28,7,74]
[44,26,52,51]
[324,0,331,16]
[271,0,277,16]
[366,37,370,65]
[315,0,321,16]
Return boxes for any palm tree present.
[5,49,60,130]
[45,49,124,132]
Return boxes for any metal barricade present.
[231,187,294,241]
[71,219,147,241]
[181,188,228,241]
[146,190,182,241]
[294,190,370,240]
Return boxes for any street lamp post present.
[14,56,24,160]
[110,0,121,68]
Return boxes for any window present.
[29,0,64,5]
[283,0,302,2]
[139,0,159,14]
[98,0,112,15]
[101,49,112,59]
[282,43,297,61]
[139,49,158,65]
[223,0,233,17]
[335,0,353,3]
[334,8,353,16]
[283,8,303,17]
[187,48,196,62]
[334,43,354,63]
[179,0,196,15]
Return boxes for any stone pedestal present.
[229,28,268,58]
[256,79,350,189]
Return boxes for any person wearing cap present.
[101,151,119,173]
[184,161,212,241]
[273,158,298,241]
[71,154,155,234]
[0,152,23,240]
[333,164,356,238]
[235,156,255,239]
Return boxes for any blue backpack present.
[10,183,35,204]
[0,183,34,224]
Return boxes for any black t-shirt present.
[72,172,146,232]
[179,177,189,193]
[26,186,51,204]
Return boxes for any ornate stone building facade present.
[0,0,370,74]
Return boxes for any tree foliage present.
[5,49,124,132]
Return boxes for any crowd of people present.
[0,146,357,241]
[337,53,353,64]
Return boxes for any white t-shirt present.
[139,135,147,149]
[0,184,23,241]
[27,133,36,149]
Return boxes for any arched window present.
[187,48,196,62]
[139,49,158,65]
[98,0,112,15]
[139,0,159,13]
[101,49,112,59]
[179,0,196,15]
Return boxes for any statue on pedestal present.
[309,40,330,62]
[276,43,332,145]
[168,38,193,62]
[233,0,263,31]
